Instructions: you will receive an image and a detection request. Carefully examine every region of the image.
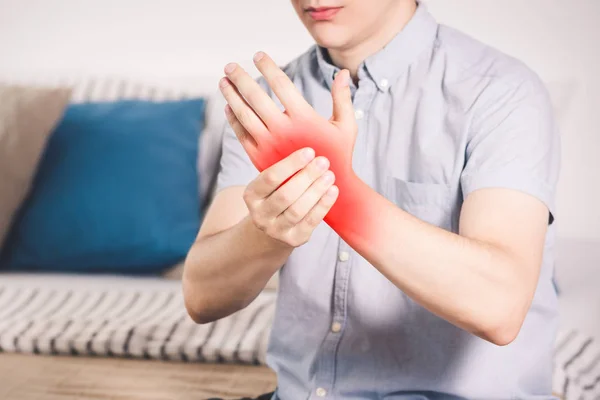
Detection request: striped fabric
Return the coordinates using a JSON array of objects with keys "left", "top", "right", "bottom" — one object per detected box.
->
[
  {"left": 0, "top": 75, "right": 218, "bottom": 102},
  {"left": 0, "top": 274, "right": 598, "bottom": 399},
  {"left": 0, "top": 274, "right": 274, "bottom": 365},
  {"left": 554, "top": 329, "right": 600, "bottom": 399}
]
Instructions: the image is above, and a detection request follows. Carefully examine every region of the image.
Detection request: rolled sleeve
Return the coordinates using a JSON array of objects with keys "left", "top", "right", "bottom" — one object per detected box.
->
[{"left": 460, "top": 72, "right": 561, "bottom": 222}]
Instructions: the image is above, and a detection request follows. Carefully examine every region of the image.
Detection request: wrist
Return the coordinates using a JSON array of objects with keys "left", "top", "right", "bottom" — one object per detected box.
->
[
  {"left": 325, "top": 171, "right": 384, "bottom": 254},
  {"left": 239, "top": 215, "right": 295, "bottom": 255}
]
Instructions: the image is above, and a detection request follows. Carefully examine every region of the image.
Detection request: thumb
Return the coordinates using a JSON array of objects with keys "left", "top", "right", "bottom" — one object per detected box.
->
[{"left": 331, "top": 69, "right": 355, "bottom": 130}]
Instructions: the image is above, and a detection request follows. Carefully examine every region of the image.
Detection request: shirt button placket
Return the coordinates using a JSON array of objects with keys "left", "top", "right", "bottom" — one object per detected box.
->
[
  {"left": 331, "top": 321, "right": 342, "bottom": 333},
  {"left": 338, "top": 251, "right": 349, "bottom": 262},
  {"left": 313, "top": 79, "right": 371, "bottom": 399}
]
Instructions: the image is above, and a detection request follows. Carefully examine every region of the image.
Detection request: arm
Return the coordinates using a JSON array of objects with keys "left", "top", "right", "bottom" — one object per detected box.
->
[
  {"left": 336, "top": 181, "right": 548, "bottom": 345},
  {"left": 184, "top": 138, "right": 338, "bottom": 324},
  {"left": 336, "top": 75, "right": 557, "bottom": 345},
  {"left": 183, "top": 187, "right": 292, "bottom": 324},
  {"left": 221, "top": 52, "right": 557, "bottom": 344}
]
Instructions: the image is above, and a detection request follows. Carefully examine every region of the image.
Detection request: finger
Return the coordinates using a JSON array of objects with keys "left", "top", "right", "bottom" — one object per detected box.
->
[
  {"left": 263, "top": 156, "right": 331, "bottom": 217},
  {"left": 294, "top": 185, "right": 339, "bottom": 234},
  {"left": 277, "top": 169, "right": 335, "bottom": 229},
  {"left": 224, "top": 104, "right": 261, "bottom": 163},
  {"left": 247, "top": 147, "right": 316, "bottom": 199},
  {"left": 253, "top": 51, "right": 313, "bottom": 116},
  {"left": 224, "top": 63, "right": 287, "bottom": 129},
  {"left": 219, "top": 77, "right": 269, "bottom": 141},
  {"left": 331, "top": 69, "right": 356, "bottom": 132}
]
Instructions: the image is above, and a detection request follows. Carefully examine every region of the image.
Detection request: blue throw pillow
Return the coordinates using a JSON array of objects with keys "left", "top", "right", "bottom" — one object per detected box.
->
[{"left": 2, "top": 98, "right": 205, "bottom": 274}]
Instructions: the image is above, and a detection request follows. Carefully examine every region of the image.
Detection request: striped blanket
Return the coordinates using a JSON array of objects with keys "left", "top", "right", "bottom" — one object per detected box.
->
[
  {"left": 0, "top": 273, "right": 597, "bottom": 399},
  {"left": 0, "top": 274, "right": 274, "bottom": 365}
]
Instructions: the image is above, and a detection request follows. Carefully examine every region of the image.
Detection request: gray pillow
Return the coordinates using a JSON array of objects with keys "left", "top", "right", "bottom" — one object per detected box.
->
[{"left": 0, "top": 84, "right": 72, "bottom": 249}]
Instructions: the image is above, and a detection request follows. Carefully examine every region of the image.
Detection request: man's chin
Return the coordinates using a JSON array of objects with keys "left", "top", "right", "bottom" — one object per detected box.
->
[{"left": 308, "top": 26, "right": 350, "bottom": 51}]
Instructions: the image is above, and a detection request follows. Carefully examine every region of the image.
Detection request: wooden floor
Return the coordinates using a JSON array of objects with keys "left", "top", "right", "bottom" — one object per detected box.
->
[{"left": 0, "top": 353, "right": 276, "bottom": 400}]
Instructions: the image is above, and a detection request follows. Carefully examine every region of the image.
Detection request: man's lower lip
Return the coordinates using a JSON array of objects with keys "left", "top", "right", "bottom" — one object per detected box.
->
[{"left": 307, "top": 8, "right": 341, "bottom": 21}]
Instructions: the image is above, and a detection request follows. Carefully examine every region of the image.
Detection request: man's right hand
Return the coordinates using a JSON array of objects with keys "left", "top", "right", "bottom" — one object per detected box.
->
[{"left": 241, "top": 147, "right": 339, "bottom": 248}]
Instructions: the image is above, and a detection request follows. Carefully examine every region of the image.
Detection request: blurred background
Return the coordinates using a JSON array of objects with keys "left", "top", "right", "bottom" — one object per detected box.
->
[
  {"left": 1, "top": 0, "right": 599, "bottom": 238},
  {"left": 0, "top": 0, "right": 598, "bottom": 399}
]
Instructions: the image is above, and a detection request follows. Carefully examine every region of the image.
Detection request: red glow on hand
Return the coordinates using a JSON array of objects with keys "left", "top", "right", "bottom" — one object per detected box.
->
[
  {"left": 246, "top": 116, "right": 380, "bottom": 250},
  {"left": 220, "top": 57, "right": 385, "bottom": 253}
]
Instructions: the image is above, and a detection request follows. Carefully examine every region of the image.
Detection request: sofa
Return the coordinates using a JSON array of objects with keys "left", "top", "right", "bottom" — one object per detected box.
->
[{"left": 0, "top": 76, "right": 597, "bottom": 400}]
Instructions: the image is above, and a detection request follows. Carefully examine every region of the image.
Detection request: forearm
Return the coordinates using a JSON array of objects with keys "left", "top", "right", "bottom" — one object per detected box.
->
[
  {"left": 329, "top": 176, "right": 533, "bottom": 344},
  {"left": 183, "top": 216, "right": 292, "bottom": 323}
]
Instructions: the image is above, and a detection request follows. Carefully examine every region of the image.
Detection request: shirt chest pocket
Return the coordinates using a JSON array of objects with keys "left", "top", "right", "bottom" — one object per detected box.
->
[{"left": 385, "top": 177, "right": 455, "bottom": 231}]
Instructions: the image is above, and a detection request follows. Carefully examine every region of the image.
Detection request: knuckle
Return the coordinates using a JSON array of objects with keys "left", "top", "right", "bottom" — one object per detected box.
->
[
  {"left": 242, "top": 188, "right": 255, "bottom": 204},
  {"left": 253, "top": 218, "right": 268, "bottom": 232},
  {"left": 261, "top": 171, "right": 278, "bottom": 186},
  {"left": 237, "top": 109, "right": 253, "bottom": 127},
  {"left": 320, "top": 180, "right": 335, "bottom": 193},
  {"left": 274, "top": 190, "right": 292, "bottom": 205},
  {"left": 285, "top": 206, "right": 303, "bottom": 223},
  {"left": 310, "top": 167, "right": 328, "bottom": 182},
  {"left": 304, "top": 205, "right": 323, "bottom": 227},
  {"left": 304, "top": 214, "right": 321, "bottom": 228}
]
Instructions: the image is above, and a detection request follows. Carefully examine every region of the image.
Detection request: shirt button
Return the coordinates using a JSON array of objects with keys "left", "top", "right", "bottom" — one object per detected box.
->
[
  {"left": 338, "top": 251, "right": 349, "bottom": 262},
  {"left": 354, "top": 109, "right": 364, "bottom": 120},
  {"left": 331, "top": 321, "right": 342, "bottom": 333},
  {"left": 380, "top": 78, "right": 389, "bottom": 88},
  {"left": 316, "top": 387, "right": 327, "bottom": 397}
]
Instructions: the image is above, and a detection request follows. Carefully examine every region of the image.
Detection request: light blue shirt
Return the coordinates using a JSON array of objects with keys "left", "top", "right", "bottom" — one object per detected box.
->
[{"left": 217, "top": 2, "right": 560, "bottom": 399}]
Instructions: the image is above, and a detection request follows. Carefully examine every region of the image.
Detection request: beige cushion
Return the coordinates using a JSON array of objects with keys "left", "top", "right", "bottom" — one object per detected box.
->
[{"left": 0, "top": 84, "right": 72, "bottom": 248}]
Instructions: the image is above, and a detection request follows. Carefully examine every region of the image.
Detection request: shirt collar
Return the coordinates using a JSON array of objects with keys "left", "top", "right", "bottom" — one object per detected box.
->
[{"left": 316, "top": 1, "right": 438, "bottom": 92}]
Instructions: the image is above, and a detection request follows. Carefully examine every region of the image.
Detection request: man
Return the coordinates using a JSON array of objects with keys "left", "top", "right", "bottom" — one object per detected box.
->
[{"left": 183, "top": 0, "right": 560, "bottom": 399}]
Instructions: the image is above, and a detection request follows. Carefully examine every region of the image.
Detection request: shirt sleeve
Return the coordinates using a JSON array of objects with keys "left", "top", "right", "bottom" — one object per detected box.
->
[
  {"left": 215, "top": 120, "right": 259, "bottom": 192},
  {"left": 460, "top": 71, "right": 561, "bottom": 223}
]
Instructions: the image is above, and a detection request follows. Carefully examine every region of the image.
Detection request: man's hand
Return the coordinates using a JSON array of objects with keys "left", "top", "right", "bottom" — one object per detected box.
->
[
  {"left": 240, "top": 147, "right": 339, "bottom": 248},
  {"left": 219, "top": 51, "right": 357, "bottom": 183},
  {"left": 219, "top": 51, "right": 381, "bottom": 245}
]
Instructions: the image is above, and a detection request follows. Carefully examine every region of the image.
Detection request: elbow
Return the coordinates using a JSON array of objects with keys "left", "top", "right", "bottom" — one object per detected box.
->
[
  {"left": 184, "top": 295, "right": 247, "bottom": 325},
  {"left": 184, "top": 300, "right": 219, "bottom": 325},
  {"left": 474, "top": 291, "right": 530, "bottom": 346},
  {"left": 476, "top": 259, "right": 537, "bottom": 346},
  {"left": 480, "top": 318, "right": 522, "bottom": 346},
  {"left": 182, "top": 269, "right": 221, "bottom": 325},
  {"left": 182, "top": 268, "right": 246, "bottom": 325},
  {"left": 183, "top": 285, "right": 216, "bottom": 324}
]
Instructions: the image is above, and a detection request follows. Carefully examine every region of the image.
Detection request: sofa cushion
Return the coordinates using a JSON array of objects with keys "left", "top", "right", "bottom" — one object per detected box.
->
[
  {"left": 2, "top": 98, "right": 205, "bottom": 274},
  {"left": 0, "top": 84, "right": 71, "bottom": 250}
]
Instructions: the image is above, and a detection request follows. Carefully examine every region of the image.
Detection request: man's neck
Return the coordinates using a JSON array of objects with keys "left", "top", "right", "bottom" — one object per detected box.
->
[{"left": 328, "top": 0, "right": 418, "bottom": 81}]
